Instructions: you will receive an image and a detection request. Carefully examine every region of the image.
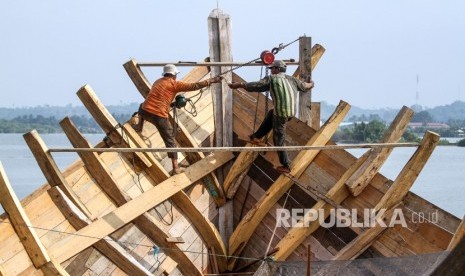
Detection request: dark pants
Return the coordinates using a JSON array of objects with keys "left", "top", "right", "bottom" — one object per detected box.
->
[
  {"left": 252, "top": 109, "right": 291, "bottom": 168},
  {"left": 138, "top": 107, "right": 177, "bottom": 159}
]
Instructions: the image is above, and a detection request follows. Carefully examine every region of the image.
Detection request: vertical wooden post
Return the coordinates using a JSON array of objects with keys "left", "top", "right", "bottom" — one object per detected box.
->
[
  {"left": 310, "top": 102, "right": 320, "bottom": 130},
  {"left": 208, "top": 8, "right": 234, "bottom": 246},
  {"left": 299, "top": 36, "right": 312, "bottom": 125},
  {"left": 208, "top": 9, "right": 233, "bottom": 149},
  {"left": 306, "top": 244, "right": 311, "bottom": 276}
]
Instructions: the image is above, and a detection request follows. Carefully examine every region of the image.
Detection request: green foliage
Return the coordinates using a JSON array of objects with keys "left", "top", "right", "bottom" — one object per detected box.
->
[
  {"left": 458, "top": 139, "right": 465, "bottom": 147},
  {"left": 412, "top": 111, "right": 434, "bottom": 123},
  {"left": 0, "top": 114, "right": 125, "bottom": 133}
]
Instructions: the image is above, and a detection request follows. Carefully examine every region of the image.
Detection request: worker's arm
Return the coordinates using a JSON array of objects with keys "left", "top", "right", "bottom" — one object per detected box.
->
[
  {"left": 176, "top": 76, "right": 223, "bottom": 92},
  {"left": 228, "top": 77, "right": 269, "bottom": 92},
  {"left": 289, "top": 75, "right": 314, "bottom": 92}
]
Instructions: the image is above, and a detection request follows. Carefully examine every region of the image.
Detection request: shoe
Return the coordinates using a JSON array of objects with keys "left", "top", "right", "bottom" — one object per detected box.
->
[
  {"left": 276, "top": 166, "right": 291, "bottom": 174},
  {"left": 170, "top": 167, "right": 185, "bottom": 176}
]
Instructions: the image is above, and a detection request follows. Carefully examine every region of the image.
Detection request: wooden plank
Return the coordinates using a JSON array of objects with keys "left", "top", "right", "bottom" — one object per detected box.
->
[
  {"left": 310, "top": 102, "right": 321, "bottom": 130},
  {"left": 298, "top": 36, "right": 312, "bottom": 125},
  {"left": 124, "top": 59, "right": 226, "bottom": 206},
  {"left": 48, "top": 151, "right": 232, "bottom": 267},
  {"left": 208, "top": 9, "right": 234, "bottom": 248},
  {"left": 208, "top": 8, "right": 233, "bottom": 148},
  {"left": 23, "top": 130, "right": 94, "bottom": 220},
  {"left": 228, "top": 101, "right": 350, "bottom": 270},
  {"left": 75, "top": 87, "right": 228, "bottom": 271},
  {"left": 224, "top": 45, "right": 326, "bottom": 199},
  {"left": 272, "top": 150, "right": 371, "bottom": 262},
  {"left": 448, "top": 215, "right": 465, "bottom": 250},
  {"left": 374, "top": 131, "right": 440, "bottom": 212},
  {"left": 331, "top": 206, "right": 397, "bottom": 261},
  {"left": 346, "top": 106, "right": 414, "bottom": 196},
  {"left": 123, "top": 59, "right": 152, "bottom": 97},
  {"left": 56, "top": 226, "right": 153, "bottom": 276},
  {"left": 0, "top": 162, "right": 69, "bottom": 275},
  {"left": 59, "top": 118, "right": 199, "bottom": 275}
]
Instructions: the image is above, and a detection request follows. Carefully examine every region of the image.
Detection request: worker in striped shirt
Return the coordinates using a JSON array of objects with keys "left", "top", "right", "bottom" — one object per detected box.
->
[{"left": 228, "top": 60, "right": 314, "bottom": 174}]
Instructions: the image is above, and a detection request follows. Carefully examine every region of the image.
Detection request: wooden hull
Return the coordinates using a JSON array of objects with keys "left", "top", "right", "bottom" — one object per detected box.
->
[{"left": 0, "top": 65, "right": 462, "bottom": 275}]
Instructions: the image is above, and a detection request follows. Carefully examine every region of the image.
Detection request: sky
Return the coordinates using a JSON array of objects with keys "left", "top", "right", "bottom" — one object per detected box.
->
[{"left": 1, "top": 0, "right": 464, "bottom": 109}]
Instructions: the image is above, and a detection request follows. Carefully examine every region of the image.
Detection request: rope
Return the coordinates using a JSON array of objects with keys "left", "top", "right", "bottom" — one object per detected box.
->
[
  {"left": 0, "top": 219, "right": 265, "bottom": 263},
  {"left": 215, "top": 37, "right": 300, "bottom": 77},
  {"left": 48, "top": 142, "right": 421, "bottom": 153},
  {"left": 265, "top": 188, "right": 292, "bottom": 257}
]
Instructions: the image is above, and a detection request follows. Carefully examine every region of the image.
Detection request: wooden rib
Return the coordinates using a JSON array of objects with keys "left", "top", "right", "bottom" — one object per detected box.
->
[
  {"left": 228, "top": 100, "right": 350, "bottom": 270},
  {"left": 273, "top": 149, "right": 371, "bottom": 261},
  {"left": 448, "top": 215, "right": 465, "bottom": 250},
  {"left": 332, "top": 206, "right": 398, "bottom": 261},
  {"left": 123, "top": 59, "right": 226, "bottom": 206},
  {"left": 47, "top": 186, "right": 153, "bottom": 276},
  {"left": 123, "top": 59, "right": 152, "bottom": 97},
  {"left": 374, "top": 131, "right": 440, "bottom": 212},
  {"left": 48, "top": 151, "right": 232, "bottom": 265},
  {"left": 272, "top": 109, "right": 419, "bottom": 261},
  {"left": 224, "top": 45, "right": 326, "bottom": 199},
  {"left": 59, "top": 117, "right": 198, "bottom": 275},
  {"left": 292, "top": 44, "right": 326, "bottom": 78},
  {"left": 0, "top": 161, "right": 69, "bottom": 275},
  {"left": 76, "top": 86, "right": 228, "bottom": 271},
  {"left": 298, "top": 36, "right": 312, "bottom": 125},
  {"left": 346, "top": 106, "right": 414, "bottom": 196},
  {"left": 23, "top": 130, "right": 94, "bottom": 220}
]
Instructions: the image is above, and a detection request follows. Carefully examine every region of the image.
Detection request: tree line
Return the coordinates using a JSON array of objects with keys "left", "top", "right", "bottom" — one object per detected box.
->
[{"left": 0, "top": 114, "right": 131, "bottom": 134}]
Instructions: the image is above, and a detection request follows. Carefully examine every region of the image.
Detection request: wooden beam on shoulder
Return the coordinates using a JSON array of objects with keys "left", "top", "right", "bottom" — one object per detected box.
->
[
  {"left": 23, "top": 130, "right": 94, "bottom": 219},
  {"left": 346, "top": 106, "right": 414, "bottom": 196},
  {"left": 228, "top": 101, "right": 350, "bottom": 269},
  {"left": 76, "top": 87, "right": 228, "bottom": 271},
  {"left": 374, "top": 131, "right": 440, "bottom": 212},
  {"left": 48, "top": 151, "right": 232, "bottom": 265},
  {"left": 448, "top": 215, "right": 465, "bottom": 250},
  {"left": 0, "top": 162, "right": 69, "bottom": 275},
  {"left": 47, "top": 186, "right": 153, "bottom": 276}
]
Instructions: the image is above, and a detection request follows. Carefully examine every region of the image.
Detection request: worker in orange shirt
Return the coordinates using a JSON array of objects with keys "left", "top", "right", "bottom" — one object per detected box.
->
[{"left": 134, "top": 64, "right": 222, "bottom": 175}]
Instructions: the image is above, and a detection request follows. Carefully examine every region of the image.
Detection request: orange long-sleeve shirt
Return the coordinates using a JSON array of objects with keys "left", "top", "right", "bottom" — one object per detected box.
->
[{"left": 142, "top": 77, "right": 208, "bottom": 118}]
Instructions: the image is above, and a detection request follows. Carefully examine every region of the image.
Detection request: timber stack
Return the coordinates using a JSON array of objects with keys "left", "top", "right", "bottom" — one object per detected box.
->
[{"left": 0, "top": 9, "right": 464, "bottom": 276}]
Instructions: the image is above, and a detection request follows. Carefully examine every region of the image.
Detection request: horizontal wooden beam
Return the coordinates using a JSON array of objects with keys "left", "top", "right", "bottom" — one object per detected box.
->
[
  {"left": 59, "top": 117, "right": 200, "bottom": 275},
  {"left": 48, "top": 187, "right": 153, "bottom": 276},
  {"left": 48, "top": 151, "right": 233, "bottom": 265},
  {"left": 49, "top": 142, "right": 420, "bottom": 153}
]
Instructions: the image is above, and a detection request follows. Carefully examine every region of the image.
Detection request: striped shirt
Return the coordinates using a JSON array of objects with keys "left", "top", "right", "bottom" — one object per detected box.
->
[
  {"left": 142, "top": 77, "right": 208, "bottom": 118},
  {"left": 244, "top": 73, "right": 311, "bottom": 118}
]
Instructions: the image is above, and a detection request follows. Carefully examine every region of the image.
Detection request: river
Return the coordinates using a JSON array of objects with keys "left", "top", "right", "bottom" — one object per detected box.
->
[{"left": 0, "top": 133, "right": 463, "bottom": 218}]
